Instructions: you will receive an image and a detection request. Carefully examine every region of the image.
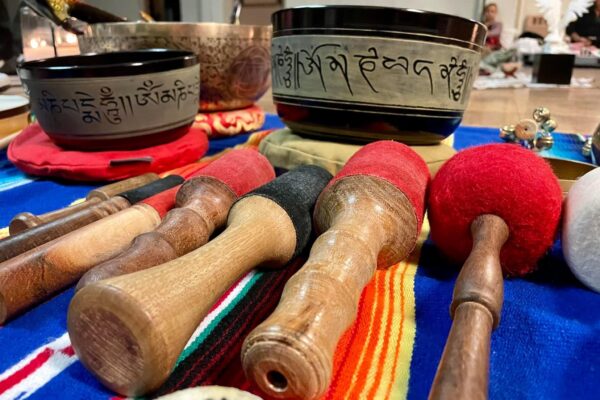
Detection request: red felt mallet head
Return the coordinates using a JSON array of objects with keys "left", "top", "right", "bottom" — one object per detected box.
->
[
  {"left": 191, "top": 148, "right": 275, "bottom": 197},
  {"left": 428, "top": 143, "right": 563, "bottom": 276},
  {"left": 324, "top": 140, "right": 430, "bottom": 235}
]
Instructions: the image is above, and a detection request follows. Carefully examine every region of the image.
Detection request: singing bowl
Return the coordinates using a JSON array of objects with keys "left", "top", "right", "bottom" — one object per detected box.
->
[
  {"left": 78, "top": 22, "right": 272, "bottom": 111},
  {"left": 18, "top": 49, "right": 199, "bottom": 150},
  {"left": 272, "top": 6, "right": 487, "bottom": 144}
]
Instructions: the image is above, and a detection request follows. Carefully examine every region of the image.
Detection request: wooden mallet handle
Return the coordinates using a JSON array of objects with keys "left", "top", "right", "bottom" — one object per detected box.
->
[
  {"left": 69, "top": 196, "right": 297, "bottom": 396},
  {"left": 428, "top": 214, "right": 508, "bottom": 400},
  {"left": 0, "top": 197, "right": 130, "bottom": 263},
  {"left": 76, "top": 177, "right": 237, "bottom": 290},
  {"left": 242, "top": 176, "right": 419, "bottom": 399},
  {"left": 0, "top": 203, "right": 162, "bottom": 323},
  {"left": 8, "top": 173, "right": 159, "bottom": 234},
  {"left": 0, "top": 176, "right": 181, "bottom": 263}
]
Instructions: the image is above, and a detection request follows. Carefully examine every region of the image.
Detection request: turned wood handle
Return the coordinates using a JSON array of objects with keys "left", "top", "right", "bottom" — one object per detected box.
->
[
  {"left": 0, "top": 175, "right": 180, "bottom": 263},
  {"left": 428, "top": 214, "right": 508, "bottom": 400},
  {"left": 68, "top": 196, "right": 297, "bottom": 396},
  {"left": 86, "top": 173, "right": 159, "bottom": 201},
  {"left": 76, "top": 177, "right": 237, "bottom": 290},
  {"left": 8, "top": 173, "right": 159, "bottom": 234},
  {"left": 9, "top": 199, "right": 102, "bottom": 234},
  {"left": 0, "top": 197, "right": 130, "bottom": 263},
  {"left": 0, "top": 204, "right": 162, "bottom": 323},
  {"left": 242, "top": 177, "right": 419, "bottom": 400}
]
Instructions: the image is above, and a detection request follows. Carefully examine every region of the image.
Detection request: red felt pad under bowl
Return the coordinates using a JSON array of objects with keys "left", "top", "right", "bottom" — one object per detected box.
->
[
  {"left": 193, "top": 105, "right": 265, "bottom": 138},
  {"left": 428, "top": 144, "right": 563, "bottom": 276},
  {"left": 8, "top": 122, "right": 208, "bottom": 181}
]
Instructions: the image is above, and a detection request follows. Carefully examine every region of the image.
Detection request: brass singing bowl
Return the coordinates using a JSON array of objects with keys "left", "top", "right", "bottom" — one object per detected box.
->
[{"left": 78, "top": 22, "right": 272, "bottom": 111}]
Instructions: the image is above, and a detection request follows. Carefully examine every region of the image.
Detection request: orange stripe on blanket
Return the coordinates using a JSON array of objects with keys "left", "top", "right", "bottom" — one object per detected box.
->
[
  {"left": 316, "top": 219, "right": 427, "bottom": 399},
  {"left": 344, "top": 274, "right": 385, "bottom": 397},
  {"left": 322, "top": 273, "right": 380, "bottom": 399},
  {"left": 364, "top": 262, "right": 403, "bottom": 398}
]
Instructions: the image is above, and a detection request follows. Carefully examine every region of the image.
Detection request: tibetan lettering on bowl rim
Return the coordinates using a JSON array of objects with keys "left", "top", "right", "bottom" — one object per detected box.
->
[
  {"left": 18, "top": 49, "right": 200, "bottom": 150},
  {"left": 271, "top": 6, "right": 487, "bottom": 145}
]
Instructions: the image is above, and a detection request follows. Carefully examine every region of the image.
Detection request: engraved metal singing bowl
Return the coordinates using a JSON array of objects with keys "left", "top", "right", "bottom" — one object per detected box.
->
[
  {"left": 271, "top": 6, "right": 487, "bottom": 144},
  {"left": 78, "top": 22, "right": 272, "bottom": 111},
  {"left": 18, "top": 50, "right": 199, "bottom": 150}
]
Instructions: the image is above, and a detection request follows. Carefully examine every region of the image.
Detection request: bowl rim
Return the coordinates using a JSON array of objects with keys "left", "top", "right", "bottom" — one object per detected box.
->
[
  {"left": 272, "top": 5, "right": 487, "bottom": 46},
  {"left": 18, "top": 49, "right": 198, "bottom": 80},
  {"left": 84, "top": 21, "right": 273, "bottom": 33}
]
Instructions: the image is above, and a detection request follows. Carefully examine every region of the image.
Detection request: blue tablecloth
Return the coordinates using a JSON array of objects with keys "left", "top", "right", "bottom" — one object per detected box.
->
[{"left": 0, "top": 120, "right": 598, "bottom": 400}]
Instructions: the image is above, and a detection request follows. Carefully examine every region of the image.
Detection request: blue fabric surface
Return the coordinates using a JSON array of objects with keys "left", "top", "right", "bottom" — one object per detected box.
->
[
  {"left": 408, "top": 127, "right": 600, "bottom": 400},
  {"left": 0, "top": 119, "right": 599, "bottom": 400}
]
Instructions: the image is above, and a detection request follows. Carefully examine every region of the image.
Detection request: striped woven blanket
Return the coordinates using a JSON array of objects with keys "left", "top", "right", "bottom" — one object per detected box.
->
[{"left": 0, "top": 119, "right": 598, "bottom": 400}]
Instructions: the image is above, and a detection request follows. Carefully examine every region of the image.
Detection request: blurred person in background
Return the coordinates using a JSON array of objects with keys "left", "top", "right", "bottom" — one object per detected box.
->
[
  {"left": 482, "top": 2, "right": 503, "bottom": 51},
  {"left": 567, "top": 0, "right": 600, "bottom": 47}
]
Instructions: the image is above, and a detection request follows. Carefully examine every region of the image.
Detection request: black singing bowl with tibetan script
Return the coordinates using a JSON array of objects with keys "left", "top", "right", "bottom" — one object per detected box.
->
[
  {"left": 271, "top": 6, "right": 487, "bottom": 144},
  {"left": 18, "top": 49, "right": 199, "bottom": 150}
]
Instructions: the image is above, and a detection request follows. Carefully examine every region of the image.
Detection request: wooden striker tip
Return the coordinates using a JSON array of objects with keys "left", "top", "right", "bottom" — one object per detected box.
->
[
  {"left": 8, "top": 212, "right": 41, "bottom": 234},
  {"left": 68, "top": 282, "right": 170, "bottom": 396}
]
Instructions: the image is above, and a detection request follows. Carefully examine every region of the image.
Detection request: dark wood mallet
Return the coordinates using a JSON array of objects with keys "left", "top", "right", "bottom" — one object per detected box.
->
[
  {"left": 8, "top": 172, "right": 159, "bottom": 234},
  {"left": 0, "top": 174, "right": 188, "bottom": 263},
  {"left": 426, "top": 144, "right": 562, "bottom": 400},
  {"left": 0, "top": 175, "right": 191, "bottom": 323},
  {"left": 76, "top": 149, "right": 275, "bottom": 290},
  {"left": 242, "top": 141, "right": 430, "bottom": 399},
  {"left": 67, "top": 165, "right": 333, "bottom": 397}
]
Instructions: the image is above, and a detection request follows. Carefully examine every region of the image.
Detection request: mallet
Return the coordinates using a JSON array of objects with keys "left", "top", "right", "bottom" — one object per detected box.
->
[
  {"left": 0, "top": 175, "right": 184, "bottom": 263},
  {"left": 242, "top": 141, "right": 430, "bottom": 400},
  {"left": 426, "top": 144, "right": 562, "bottom": 399},
  {"left": 76, "top": 149, "right": 275, "bottom": 289},
  {"left": 8, "top": 172, "right": 159, "bottom": 234},
  {"left": 67, "top": 165, "right": 332, "bottom": 396},
  {"left": 0, "top": 179, "right": 183, "bottom": 323},
  {"left": 0, "top": 151, "right": 273, "bottom": 322},
  {"left": 563, "top": 167, "right": 600, "bottom": 293}
]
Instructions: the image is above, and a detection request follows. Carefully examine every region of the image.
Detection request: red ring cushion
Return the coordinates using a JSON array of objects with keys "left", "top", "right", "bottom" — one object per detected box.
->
[
  {"left": 8, "top": 122, "right": 208, "bottom": 181},
  {"left": 193, "top": 105, "right": 265, "bottom": 138}
]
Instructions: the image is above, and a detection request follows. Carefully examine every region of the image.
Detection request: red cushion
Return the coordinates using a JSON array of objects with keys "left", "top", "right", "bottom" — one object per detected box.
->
[
  {"left": 8, "top": 122, "right": 208, "bottom": 181},
  {"left": 193, "top": 105, "right": 265, "bottom": 138}
]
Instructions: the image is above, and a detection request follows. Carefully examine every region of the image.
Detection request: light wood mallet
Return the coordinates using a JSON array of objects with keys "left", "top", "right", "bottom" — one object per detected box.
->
[
  {"left": 8, "top": 172, "right": 159, "bottom": 234},
  {"left": 426, "top": 144, "right": 562, "bottom": 400},
  {"left": 242, "top": 141, "right": 430, "bottom": 400},
  {"left": 76, "top": 149, "right": 275, "bottom": 289},
  {"left": 0, "top": 174, "right": 188, "bottom": 263},
  {"left": 67, "top": 165, "right": 333, "bottom": 397}
]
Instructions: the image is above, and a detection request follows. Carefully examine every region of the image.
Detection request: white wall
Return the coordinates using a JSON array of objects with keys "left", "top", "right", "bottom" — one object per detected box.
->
[
  {"left": 180, "top": 0, "right": 232, "bottom": 23},
  {"left": 284, "top": 0, "right": 483, "bottom": 20}
]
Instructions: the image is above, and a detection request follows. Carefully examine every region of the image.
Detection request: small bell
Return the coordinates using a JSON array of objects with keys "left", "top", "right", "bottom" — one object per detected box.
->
[
  {"left": 533, "top": 107, "right": 551, "bottom": 123},
  {"left": 535, "top": 134, "right": 554, "bottom": 150},
  {"left": 542, "top": 119, "right": 558, "bottom": 133},
  {"left": 582, "top": 137, "right": 592, "bottom": 158},
  {"left": 515, "top": 119, "right": 538, "bottom": 141},
  {"left": 500, "top": 125, "right": 517, "bottom": 142}
]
